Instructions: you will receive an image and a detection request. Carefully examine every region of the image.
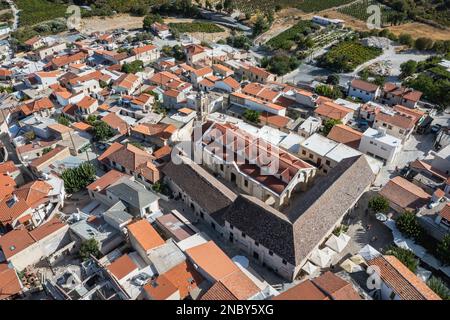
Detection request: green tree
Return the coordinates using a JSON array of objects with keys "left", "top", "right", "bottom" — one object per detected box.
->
[
  {"left": 79, "top": 239, "right": 100, "bottom": 261},
  {"left": 61, "top": 162, "right": 96, "bottom": 193},
  {"left": 322, "top": 119, "right": 342, "bottom": 136},
  {"left": 368, "top": 195, "right": 390, "bottom": 213},
  {"left": 315, "top": 84, "right": 342, "bottom": 99},
  {"left": 243, "top": 109, "right": 260, "bottom": 123},
  {"left": 427, "top": 276, "right": 450, "bottom": 300},
  {"left": 253, "top": 14, "right": 268, "bottom": 37},
  {"left": 215, "top": 2, "right": 223, "bottom": 12},
  {"left": 42, "top": 147, "right": 53, "bottom": 155},
  {"left": 400, "top": 60, "right": 417, "bottom": 78},
  {"left": 437, "top": 234, "right": 450, "bottom": 265},
  {"left": 86, "top": 114, "right": 97, "bottom": 126},
  {"left": 396, "top": 211, "right": 423, "bottom": 240},
  {"left": 121, "top": 60, "right": 144, "bottom": 74},
  {"left": 415, "top": 37, "right": 434, "bottom": 51},
  {"left": 57, "top": 115, "right": 71, "bottom": 126},
  {"left": 93, "top": 121, "right": 115, "bottom": 141},
  {"left": 385, "top": 246, "right": 419, "bottom": 273},
  {"left": 326, "top": 74, "right": 340, "bottom": 85},
  {"left": 143, "top": 13, "right": 163, "bottom": 30}
]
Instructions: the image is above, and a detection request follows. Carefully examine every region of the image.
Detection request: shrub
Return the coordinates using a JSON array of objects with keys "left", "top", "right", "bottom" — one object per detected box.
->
[
  {"left": 368, "top": 195, "right": 390, "bottom": 213},
  {"left": 427, "top": 276, "right": 450, "bottom": 300},
  {"left": 314, "top": 84, "right": 342, "bottom": 99},
  {"left": 437, "top": 234, "right": 450, "bottom": 265},
  {"left": 243, "top": 109, "right": 260, "bottom": 123},
  {"left": 168, "top": 22, "right": 224, "bottom": 33},
  {"left": 79, "top": 239, "right": 100, "bottom": 261},
  {"left": 93, "top": 120, "right": 115, "bottom": 142},
  {"left": 385, "top": 246, "right": 419, "bottom": 273},
  {"left": 322, "top": 119, "right": 342, "bottom": 136},
  {"left": 121, "top": 60, "right": 144, "bottom": 74},
  {"left": 396, "top": 211, "right": 423, "bottom": 240}
]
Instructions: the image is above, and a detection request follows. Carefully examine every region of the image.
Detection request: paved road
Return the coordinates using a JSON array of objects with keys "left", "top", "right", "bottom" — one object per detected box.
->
[{"left": 198, "top": 8, "right": 251, "bottom": 34}]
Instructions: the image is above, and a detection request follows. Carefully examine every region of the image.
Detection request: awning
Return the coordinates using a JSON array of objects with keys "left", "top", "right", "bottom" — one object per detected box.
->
[
  {"left": 325, "top": 234, "right": 349, "bottom": 253},
  {"left": 359, "top": 244, "right": 381, "bottom": 261},
  {"left": 301, "top": 261, "right": 319, "bottom": 275},
  {"left": 309, "top": 248, "right": 332, "bottom": 268},
  {"left": 340, "top": 259, "right": 363, "bottom": 273}
]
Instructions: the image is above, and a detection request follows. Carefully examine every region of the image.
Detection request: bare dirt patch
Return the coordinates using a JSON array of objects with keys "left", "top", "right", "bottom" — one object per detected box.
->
[
  {"left": 323, "top": 10, "right": 450, "bottom": 41},
  {"left": 387, "top": 22, "right": 450, "bottom": 41},
  {"left": 80, "top": 14, "right": 144, "bottom": 34}
]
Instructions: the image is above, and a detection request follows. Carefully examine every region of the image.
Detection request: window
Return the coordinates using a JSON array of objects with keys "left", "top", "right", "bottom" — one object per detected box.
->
[
  {"left": 370, "top": 141, "right": 374, "bottom": 144},
  {"left": 220, "top": 164, "right": 224, "bottom": 171},
  {"left": 244, "top": 179, "right": 248, "bottom": 187},
  {"left": 241, "top": 232, "right": 246, "bottom": 238},
  {"left": 302, "top": 150, "right": 306, "bottom": 155},
  {"left": 309, "top": 153, "right": 313, "bottom": 159},
  {"left": 388, "top": 125, "right": 392, "bottom": 130},
  {"left": 399, "top": 129, "right": 404, "bottom": 134},
  {"left": 325, "top": 160, "right": 330, "bottom": 166},
  {"left": 382, "top": 123, "right": 387, "bottom": 127},
  {"left": 229, "top": 224, "right": 234, "bottom": 230},
  {"left": 255, "top": 241, "right": 259, "bottom": 247},
  {"left": 323, "top": 169, "right": 328, "bottom": 174},
  {"left": 389, "top": 291, "right": 396, "bottom": 300},
  {"left": 282, "top": 259, "right": 287, "bottom": 265},
  {"left": 268, "top": 250, "right": 273, "bottom": 256}
]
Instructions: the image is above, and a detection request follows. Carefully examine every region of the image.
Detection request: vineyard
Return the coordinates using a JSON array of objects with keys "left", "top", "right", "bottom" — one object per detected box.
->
[
  {"left": 317, "top": 41, "right": 382, "bottom": 72},
  {"left": 168, "top": 22, "right": 224, "bottom": 33},
  {"left": 16, "top": 0, "right": 68, "bottom": 27},
  {"left": 233, "top": 0, "right": 355, "bottom": 13},
  {"left": 266, "top": 20, "right": 315, "bottom": 50},
  {"left": 338, "top": 0, "right": 404, "bottom": 25}
]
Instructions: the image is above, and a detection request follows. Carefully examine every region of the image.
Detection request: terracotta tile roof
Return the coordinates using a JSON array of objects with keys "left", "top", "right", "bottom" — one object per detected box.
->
[
  {"left": 200, "top": 281, "right": 238, "bottom": 300},
  {"left": 0, "top": 68, "right": 12, "bottom": 77},
  {"left": 315, "top": 101, "right": 352, "bottom": 121},
  {"left": 0, "top": 174, "right": 16, "bottom": 201},
  {"left": 273, "top": 278, "right": 329, "bottom": 300},
  {"left": 114, "top": 73, "right": 139, "bottom": 90},
  {"left": 29, "top": 217, "right": 66, "bottom": 241},
  {"left": 30, "top": 145, "right": 68, "bottom": 168},
  {"left": 379, "top": 176, "right": 430, "bottom": 211},
  {"left": 351, "top": 79, "right": 379, "bottom": 92},
  {"left": 439, "top": 203, "right": 450, "bottom": 221},
  {"left": 16, "top": 140, "right": 57, "bottom": 155},
  {"left": 51, "top": 52, "right": 87, "bottom": 68},
  {"left": 163, "top": 89, "right": 182, "bottom": 98},
  {"left": 219, "top": 269, "right": 260, "bottom": 300},
  {"left": 162, "top": 261, "right": 204, "bottom": 299},
  {"left": 132, "top": 123, "right": 176, "bottom": 140},
  {"left": 199, "top": 78, "right": 215, "bottom": 88},
  {"left": 393, "top": 105, "right": 425, "bottom": 123},
  {"left": 19, "top": 97, "right": 54, "bottom": 116},
  {"left": 258, "top": 112, "right": 291, "bottom": 129},
  {"left": 312, "top": 271, "right": 361, "bottom": 300},
  {"left": 107, "top": 254, "right": 138, "bottom": 281},
  {"left": 383, "top": 83, "right": 422, "bottom": 102},
  {"left": 410, "top": 160, "right": 449, "bottom": 180},
  {"left": 71, "top": 122, "right": 92, "bottom": 131},
  {"left": 62, "top": 104, "right": 77, "bottom": 116},
  {"left": 247, "top": 65, "right": 272, "bottom": 79},
  {"left": 213, "top": 64, "right": 233, "bottom": 74},
  {"left": 77, "top": 96, "right": 97, "bottom": 109},
  {"left": 24, "top": 36, "right": 41, "bottom": 46},
  {"left": 87, "top": 170, "right": 129, "bottom": 192},
  {"left": 327, "top": 124, "right": 363, "bottom": 149},
  {"left": 221, "top": 76, "right": 240, "bottom": 90},
  {"left": 185, "top": 44, "right": 206, "bottom": 55},
  {"left": 132, "top": 44, "right": 157, "bottom": 55},
  {"left": 375, "top": 112, "right": 416, "bottom": 130},
  {"left": 369, "top": 255, "right": 441, "bottom": 300},
  {"left": 0, "top": 161, "right": 19, "bottom": 175},
  {"left": 48, "top": 123, "right": 72, "bottom": 134},
  {"left": 193, "top": 66, "right": 213, "bottom": 77},
  {"left": 186, "top": 241, "right": 239, "bottom": 281},
  {"left": 0, "top": 264, "right": 22, "bottom": 300},
  {"left": 0, "top": 217, "right": 66, "bottom": 259},
  {"left": 143, "top": 275, "right": 178, "bottom": 300},
  {"left": 98, "top": 142, "right": 154, "bottom": 172},
  {"left": 102, "top": 113, "right": 128, "bottom": 135},
  {"left": 231, "top": 92, "right": 285, "bottom": 111},
  {"left": 149, "top": 71, "right": 180, "bottom": 86},
  {"left": 153, "top": 145, "right": 172, "bottom": 159},
  {"left": 127, "top": 219, "right": 165, "bottom": 252}
]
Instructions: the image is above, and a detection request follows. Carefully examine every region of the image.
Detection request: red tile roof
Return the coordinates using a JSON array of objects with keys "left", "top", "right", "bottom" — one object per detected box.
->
[
  {"left": 127, "top": 219, "right": 165, "bottom": 252},
  {"left": 107, "top": 254, "right": 138, "bottom": 281},
  {"left": 327, "top": 124, "right": 363, "bottom": 149},
  {"left": 0, "top": 264, "right": 22, "bottom": 300},
  {"left": 440, "top": 203, "right": 450, "bottom": 222},
  {"left": 368, "top": 255, "right": 441, "bottom": 300},
  {"left": 87, "top": 170, "right": 129, "bottom": 192},
  {"left": 351, "top": 79, "right": 379, "bottom": 92}
]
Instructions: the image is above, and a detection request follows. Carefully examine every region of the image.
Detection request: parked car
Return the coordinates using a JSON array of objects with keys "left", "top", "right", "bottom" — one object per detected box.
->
[{"left": 431, "top": 124, "right": 442, "bottom": 134}]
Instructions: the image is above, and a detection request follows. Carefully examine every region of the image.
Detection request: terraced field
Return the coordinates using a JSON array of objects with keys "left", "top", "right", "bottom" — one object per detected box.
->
[
  {"left": 16, "top": 0, "right": 67, "bottom": 27},
  {"left": 234, "top": 0, "right": 356, "bottom": 13}
]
